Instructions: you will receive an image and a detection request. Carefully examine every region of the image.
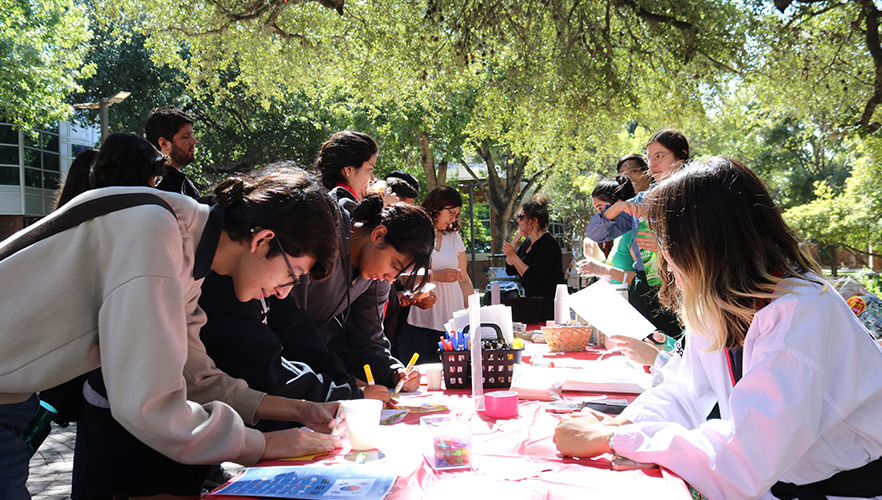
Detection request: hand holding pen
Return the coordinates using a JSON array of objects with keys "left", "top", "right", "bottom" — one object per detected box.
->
[
  {"left": 393, "top": 353, "right": 419, "bottom": 395},
  {"left": 361, "top": 364, "right": 396, "bottom": 406}
]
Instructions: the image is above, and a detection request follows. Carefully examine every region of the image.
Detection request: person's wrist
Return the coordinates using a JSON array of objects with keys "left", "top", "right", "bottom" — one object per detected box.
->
[
  {"left": 607, "top": 431, "right": 616, "bottom": 455},
  {"left": 288, "top": 398, "right": 308, "bottom": 419}
]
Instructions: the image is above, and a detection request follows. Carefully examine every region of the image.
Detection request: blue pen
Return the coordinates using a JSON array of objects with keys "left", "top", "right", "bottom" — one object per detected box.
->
[{"left": 438, "top": 340, "right": 445, "bottom": 351}]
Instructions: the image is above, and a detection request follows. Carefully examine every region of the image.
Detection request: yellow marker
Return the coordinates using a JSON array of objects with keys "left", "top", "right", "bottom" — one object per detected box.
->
[
  {"left": 330, "top": 406, "right": 344, "bottom": 436},
  {"left": 393, "top": 353, "right": 420, "bottom": 395},
  {"left": 364, "top": 364, "right": 375, "bottom": 385}
]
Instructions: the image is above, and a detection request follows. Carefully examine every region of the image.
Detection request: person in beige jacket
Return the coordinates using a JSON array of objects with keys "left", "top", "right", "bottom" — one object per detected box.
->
[{"left": 0, "top": 166, "right": 341, "bottom": 499}]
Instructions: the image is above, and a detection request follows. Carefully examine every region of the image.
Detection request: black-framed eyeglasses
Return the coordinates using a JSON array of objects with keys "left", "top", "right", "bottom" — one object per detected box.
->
[
  {"left": 275, "top": 238, "right": 301, "bottom": 288},
  {"left": 516, "top": 214, "right": 525, "bottom": 221}
]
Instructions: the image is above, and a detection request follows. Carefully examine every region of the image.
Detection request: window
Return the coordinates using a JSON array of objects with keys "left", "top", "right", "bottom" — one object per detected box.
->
[
  {"left": 72, "top": 144, "right": 93, "bottom": 155},
  {"left": 0, "top": 166, "right": 19, "bottom": 185},
  {"left": 0, "top": 145, "right": 18, "bottom": 165},
  {"left": 0, "top": 124, "right": 17, "bottom": 145},
  {"left": 43, "top": 152, "right": 59, "bottom": 171},
  {"left": 22, "top": 131, "right": 41, "bottom": 149},
  {"left": 25, "top": 168, "right": 43, "bottom": 188},
  {"left": 44, "top": 171, "right": 60, "bottom": 190},
  {"left": 23, "top": 148, "right": 40, "bottom": 168},
  {"left": 43, "top": 133, "right": 59, "bottom": 153}
]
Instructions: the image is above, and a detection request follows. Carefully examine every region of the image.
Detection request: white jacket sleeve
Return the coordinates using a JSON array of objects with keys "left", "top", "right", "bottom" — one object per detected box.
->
[{"left": 620, "top": 332, "right": 716, "bottom": 429}]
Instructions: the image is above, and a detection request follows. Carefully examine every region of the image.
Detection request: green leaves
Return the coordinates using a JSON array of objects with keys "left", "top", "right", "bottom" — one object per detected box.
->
[{"left": 0, "top": 0, "right": 93, "bottom": 128}]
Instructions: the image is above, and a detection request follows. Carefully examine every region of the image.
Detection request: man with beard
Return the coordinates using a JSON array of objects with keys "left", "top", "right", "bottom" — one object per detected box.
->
[{"left": 145, "top": 107, "right": 200, "bottom": 199}]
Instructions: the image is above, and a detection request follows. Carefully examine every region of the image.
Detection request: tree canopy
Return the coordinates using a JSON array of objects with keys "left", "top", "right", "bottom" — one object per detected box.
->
[
  {"left": 4, "top": 0, "right": 879, "bottom": 269},
  {"left": 0, "top": 0, "right": 93, "bottom": 129}
]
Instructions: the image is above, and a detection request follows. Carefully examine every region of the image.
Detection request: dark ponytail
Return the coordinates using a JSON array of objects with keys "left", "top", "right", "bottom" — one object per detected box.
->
[
  {"left": 208, "top": 163, "right": 340, "bottom": 281},
  {"left": 213, "top": 177, "right": 248, "bottom": 210},
  {"left": 90, "top": 133, "right": 167, "bottom": 190},
  {"left": 352, "top": 194, "right": 434, "bottom": 293},
  {"left": 313, "top": 130, "right": 378, "bottom": 191},
  {"left": 592, "top": 177, "right": 635, "bottom": 204}
]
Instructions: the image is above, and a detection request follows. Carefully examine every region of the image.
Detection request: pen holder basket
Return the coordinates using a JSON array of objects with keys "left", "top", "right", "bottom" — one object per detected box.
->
[
  {"left": 440, "top": 349, "right": 523, "bottom": 389},
  {"left": 541, "top": 326, "right": 595, "bottom": 352}
]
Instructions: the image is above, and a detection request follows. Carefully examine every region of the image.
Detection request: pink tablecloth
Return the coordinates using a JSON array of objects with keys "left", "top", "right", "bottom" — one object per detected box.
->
[{"left": 206, "top": 389, "right": 691, "bottom": 500}]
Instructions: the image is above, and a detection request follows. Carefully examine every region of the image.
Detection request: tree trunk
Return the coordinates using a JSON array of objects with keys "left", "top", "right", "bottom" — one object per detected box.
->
[
  {"left": 419, "top": 130, "right": 438, "bottom": 191},
  {"left": 475, "top": 143, "right": 548, "bottom": 255},
  {"left": 830, "top": 244, "right": 839, "bottom": 277}
]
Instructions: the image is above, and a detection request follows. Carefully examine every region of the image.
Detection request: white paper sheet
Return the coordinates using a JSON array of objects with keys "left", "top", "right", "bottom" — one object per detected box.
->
[
  {"left": 567, "top": 279, "right": 656, "bottom": 340},
  {"left": 444, "top": 304, "right": 513, "bottom": 344}
]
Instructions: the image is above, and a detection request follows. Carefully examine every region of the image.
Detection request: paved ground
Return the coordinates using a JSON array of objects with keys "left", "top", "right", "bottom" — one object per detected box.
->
[
  {"left": 28, "top": 422, "right": 77, "bottom": 500},
  {"left": 27, "top": 423, "right": 246, "bottom": 500}
]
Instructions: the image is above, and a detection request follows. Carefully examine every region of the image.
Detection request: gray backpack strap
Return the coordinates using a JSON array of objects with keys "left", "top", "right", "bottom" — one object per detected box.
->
[{"left": 0, "top": 192, "right": 175, "bottom": 261}]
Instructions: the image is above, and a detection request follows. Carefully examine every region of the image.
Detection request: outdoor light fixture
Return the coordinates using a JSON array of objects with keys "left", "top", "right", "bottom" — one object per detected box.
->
[{"left": 73, "top": 91, "right": 131, "bottom": 141}]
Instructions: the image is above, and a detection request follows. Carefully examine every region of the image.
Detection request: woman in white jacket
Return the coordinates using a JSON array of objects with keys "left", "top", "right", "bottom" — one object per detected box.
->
[{"left": 554, "top": 157, "right": 882, "bottom": 500}]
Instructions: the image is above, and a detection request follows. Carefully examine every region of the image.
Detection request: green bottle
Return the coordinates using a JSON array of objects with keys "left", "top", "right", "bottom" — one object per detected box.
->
[{"left": 22, "top": 399, "right": 58, "bottom": 457}]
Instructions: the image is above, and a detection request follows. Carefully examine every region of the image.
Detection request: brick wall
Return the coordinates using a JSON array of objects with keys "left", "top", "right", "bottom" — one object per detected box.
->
[{"left": 0, "top": 215, "right": 24, "bottom": 241}]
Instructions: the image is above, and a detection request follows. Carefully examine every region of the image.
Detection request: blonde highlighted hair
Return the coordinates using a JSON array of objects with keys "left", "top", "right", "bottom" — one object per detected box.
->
[{"left": 646, "top": 157, "right": 823, "bottom": 351}]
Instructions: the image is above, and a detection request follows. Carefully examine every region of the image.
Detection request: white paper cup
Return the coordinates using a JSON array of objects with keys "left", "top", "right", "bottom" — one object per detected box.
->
[
  {"left": 426, "top": 368, "right": 443, "bottom": 390},
  {"left": 340, "top": 399, "right": 382, "bottom": 450}
]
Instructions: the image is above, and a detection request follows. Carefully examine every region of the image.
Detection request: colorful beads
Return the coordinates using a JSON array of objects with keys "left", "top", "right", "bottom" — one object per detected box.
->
[{"left": 433, "top": 435, "right": 471, "bottom": 467}]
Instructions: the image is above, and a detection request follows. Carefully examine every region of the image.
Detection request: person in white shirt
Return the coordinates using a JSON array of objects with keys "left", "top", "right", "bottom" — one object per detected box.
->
[
  {"left": 554, "top": 157, "right": 882, "bottom": 500},
  {"left": 399, "top": 187, "right": 474, "bottom": 363}
]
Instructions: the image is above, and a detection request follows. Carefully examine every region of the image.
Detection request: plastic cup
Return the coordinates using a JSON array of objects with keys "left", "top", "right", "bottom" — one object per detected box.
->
[
  {"left": 426, "top": 368, "right": 443, "bottom": 390},
  {"left": 340, "top": 399, "right": 383, "bottom": 450},
  {"left": 421, "top": 415, "right": 471, "bottom": 469}
]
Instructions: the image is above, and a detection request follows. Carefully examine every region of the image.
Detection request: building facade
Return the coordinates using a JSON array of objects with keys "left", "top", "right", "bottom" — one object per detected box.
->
[{"left": 0, "top": 121, "right": 99, "bottom": 240}]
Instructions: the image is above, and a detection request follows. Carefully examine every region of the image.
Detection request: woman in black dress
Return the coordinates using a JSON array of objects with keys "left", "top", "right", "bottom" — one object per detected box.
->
[{"left": 502, "top": 194, "right": 564, "bottom": 322}]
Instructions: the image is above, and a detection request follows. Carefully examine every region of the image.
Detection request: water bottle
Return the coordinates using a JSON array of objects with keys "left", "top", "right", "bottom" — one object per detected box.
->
[{"left": 22, "top": 399, "right": 59, "bottom": 457}]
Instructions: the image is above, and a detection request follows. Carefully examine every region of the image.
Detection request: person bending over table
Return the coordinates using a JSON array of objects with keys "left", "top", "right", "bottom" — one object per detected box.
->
[
  {"left": 554, "top": 157, "right": 882, "bottom": 500},
  {"left": 288, "top": 194, "right": 434, "bottom": 394},
  {"left": 0, "top": 160, "right": 342, "bottom": 499},
  {"left": 502, "top": 193, "right": 564, "bottom": 322},
  {"left": 74, "top": 163, "right": 346, "bottom": 500},
  {"left": 199, "top": 269, "right": 393, "bottom": 432}
]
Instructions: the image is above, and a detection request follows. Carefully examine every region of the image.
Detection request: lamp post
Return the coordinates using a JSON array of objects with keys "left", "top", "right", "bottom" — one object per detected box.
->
[{"left": 73, "top": 91, "right": 131, "bottom": 142}]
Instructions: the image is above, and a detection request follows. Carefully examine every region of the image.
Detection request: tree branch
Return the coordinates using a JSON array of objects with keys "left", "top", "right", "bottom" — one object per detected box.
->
[
  {"left": 458, "top": 157, "right": 482, "bottom": 180},
  {"left": 840, "top": 242, "right": 882, "bottom": 259},
  {"left": 611, "top": 0, "right": 695, "bottom": 32},
  {"left": 185, "top": 0, "right": 340, "bottom": 40},
  {"left": 856, "top": 0, "right": 882, "bottom": 133}
]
